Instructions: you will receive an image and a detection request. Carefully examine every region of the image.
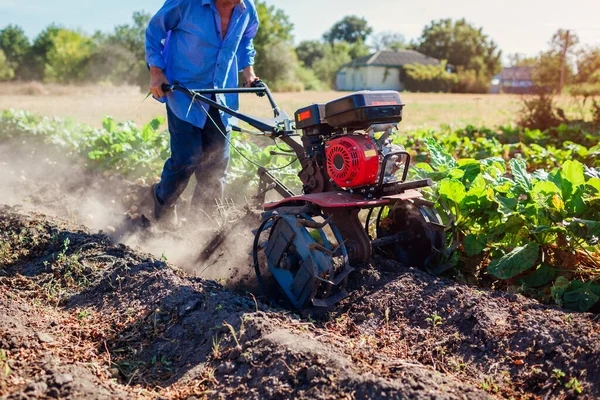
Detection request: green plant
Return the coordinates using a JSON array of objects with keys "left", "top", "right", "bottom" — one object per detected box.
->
[
  {"left": 480, "top": 377, "right": 499, "bottom": 393},
  {"left": 553, "top": 368, "right": 566, "bottom": 381},
  {"left": 211, "top": 335, "right": 222, "bottom": 358},
  {"left": 0, "top": 350, "right": 10, "bottom": 379},
  {"left": 426, "top": 313, "right": 443, "bottom": 328},
  {"left": 565, "top": 377, "right": 583, "bottom": 394}
]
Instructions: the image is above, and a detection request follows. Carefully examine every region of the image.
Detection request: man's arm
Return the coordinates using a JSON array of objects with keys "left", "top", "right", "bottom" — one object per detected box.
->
[
  {"left": 237, "top": 12, "right": 259, "bottom": 87},
  {"left": 146, "top": 0, "right": 181, "bottom": 98}
]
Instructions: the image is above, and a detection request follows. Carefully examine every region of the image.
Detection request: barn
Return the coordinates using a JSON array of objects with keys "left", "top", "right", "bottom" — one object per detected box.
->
[{"left": 335, "top": 50, "right": 441, "bottom": 91}]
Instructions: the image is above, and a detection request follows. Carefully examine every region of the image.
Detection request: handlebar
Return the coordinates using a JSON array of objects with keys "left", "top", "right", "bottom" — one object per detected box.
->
[{"left": 160, "top": 81, "right": 291, "bottom": 136}]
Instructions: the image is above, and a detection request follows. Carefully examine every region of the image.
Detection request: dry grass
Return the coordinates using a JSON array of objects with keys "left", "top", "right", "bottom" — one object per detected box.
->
[{"left": 0, "top": 82, "right": 583, "bottom": 130}]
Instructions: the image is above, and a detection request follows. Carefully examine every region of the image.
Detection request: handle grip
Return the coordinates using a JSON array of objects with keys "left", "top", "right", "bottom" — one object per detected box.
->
[{"left": 251, "top": 79, "right": 266, "bottom": 97}]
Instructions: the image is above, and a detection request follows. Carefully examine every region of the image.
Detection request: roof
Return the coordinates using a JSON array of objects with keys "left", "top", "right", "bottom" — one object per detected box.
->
[
  {"left": 498, "top": 66, "right": 534, "bottom": 81},
  {"left": 343, "top": 50, "right": 441, "bottom": 68}
]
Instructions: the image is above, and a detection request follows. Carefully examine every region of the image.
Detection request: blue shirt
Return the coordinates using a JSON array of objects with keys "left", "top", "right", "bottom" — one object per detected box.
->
[{"left": 146, "top": 0, "right": 259, "bottom": 129}]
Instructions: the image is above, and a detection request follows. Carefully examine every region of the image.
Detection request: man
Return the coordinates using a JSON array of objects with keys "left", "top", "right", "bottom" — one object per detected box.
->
[{"left": 146, "top": 0, "right": 259, "bottom": 224}]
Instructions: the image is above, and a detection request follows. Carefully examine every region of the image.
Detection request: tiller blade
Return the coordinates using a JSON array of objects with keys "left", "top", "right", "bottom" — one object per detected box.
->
[{"left": 253, "top": 208, "right": 352, "bottom": 310}]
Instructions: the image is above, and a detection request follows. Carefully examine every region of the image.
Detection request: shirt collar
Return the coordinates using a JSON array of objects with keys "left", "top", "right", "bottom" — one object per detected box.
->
[{"left": 202, "top": 0, "right": 246, "bottom": 10}]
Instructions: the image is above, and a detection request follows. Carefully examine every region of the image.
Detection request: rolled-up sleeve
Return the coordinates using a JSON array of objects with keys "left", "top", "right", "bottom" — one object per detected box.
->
[
  {"left": 146, "top": 0, "right": 181, "bottom": 70},
  {"left": 236, "top": 11, "right": 259, "bottom": 71}
]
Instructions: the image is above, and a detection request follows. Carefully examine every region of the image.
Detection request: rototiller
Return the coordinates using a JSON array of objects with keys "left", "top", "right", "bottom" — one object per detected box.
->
[{"left": 163, "top": 81, "right": 454, "bottom": 309}]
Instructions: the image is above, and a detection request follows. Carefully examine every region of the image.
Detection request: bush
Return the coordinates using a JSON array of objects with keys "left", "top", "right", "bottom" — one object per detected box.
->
[
  {"left": 593, "top": 100, "right": 600, "bottom": 131},
  {"left": 312, "top": 44, "right": 351, "bottom": 89},
  {"left": 402, "top": 61, "right": 457, "bottom": 92},
  {"left": 518, "top": 91, "right": 562, "bottom": 131},
  {"left": 255, "top": 39, "right": 303, "bottom": 92},
  {"left": 0, "top": 49, "right": 15, "bottom": 81},
  {"left": 295, "top": 65, "right": 324, "bottom": 91},
  {"left": 453, "top": 68, "right": 491, "bottom": 93}
]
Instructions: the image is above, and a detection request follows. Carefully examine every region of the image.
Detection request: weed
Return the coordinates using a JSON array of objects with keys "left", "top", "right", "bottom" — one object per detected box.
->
[
  {"left": 565, "top": 377, "right": 583, "bottom": 394},
  {"left": 0, "top": 350, "right": 10, "bottom": 378},
  {"left": 211, "top": 335, "right": 222, "bottom": 358},
  {"left": 480, "top": 377, "right": 499, "bottom": 393},
  {"left": 553, "top": 368, "right": 566, "bottom": 381},
  {"left": 426, "top": 313, "right": 443, "bottom": 329},
  {"left": 222, "top": 321, "right": 241, "bottom": 348}
]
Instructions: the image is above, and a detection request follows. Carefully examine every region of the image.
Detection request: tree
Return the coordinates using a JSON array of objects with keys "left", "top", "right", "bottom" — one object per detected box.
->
[
  {"left": 253, "top": 0, "right": 294, "bottom": 57},
  {"left": 44, "top": 29, "right": 93, "bottom": 83},
  {"left": 255, "top": 40, "right": 303, "bottom": 91},
  {"left": 312, "top": 43, "right": 352, "bottom": 89},
  {"left": 551, "top": 29, "right": 579, "bottom": 93},
  {"left": 371, "top": 32, "right": 406, "bottom": 51},
  {"left": 296, "top": 40, "right": 328, "bottom": 69},
  {"left": 531, "top": 51, "right": 572, "bottom": 90},
  {"left": 507, "top": 53, "right": 538, "bottom": 67},
  {"left": 252, "top": 1, "right": 296, "bottom": 86},
  {"left": 576, "top": 46, "right": 600, "bottom": 84},
  {"left": 0, "top": 50, "right": 15, "bottom": 81},
  {"left": 415, "top": 19, "right": 502, "bottom": 79},
  {"left": 323, "top": 16, "right": 373, "bottom": 45},
  {"left": 92, "top": 11, "right": 152, "bottom": 87},
  {"left": 0, "top": 25, "right": 30, "bottom": 77},
  {"left": 107, "top": 11, "right": 151, "bottom": 61},
  {"left": 21, "top": 24, "right": 62, "bottom": 80}
]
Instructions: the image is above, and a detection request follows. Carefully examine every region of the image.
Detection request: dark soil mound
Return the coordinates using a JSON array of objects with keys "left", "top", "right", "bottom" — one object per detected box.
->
[{"left": 1, "top": 206, "right": 599, "bottom": 399}]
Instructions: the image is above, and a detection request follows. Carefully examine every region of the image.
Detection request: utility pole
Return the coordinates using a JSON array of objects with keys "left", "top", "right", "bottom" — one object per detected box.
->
[{"left": 558, "top": 30, "right": 570, "bottom": 94}]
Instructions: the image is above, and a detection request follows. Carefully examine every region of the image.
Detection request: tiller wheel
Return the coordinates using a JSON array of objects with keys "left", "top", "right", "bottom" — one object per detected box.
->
[
  {"left": 367, "top": 199, "right": 454, "bottom": 275},
  {"left": 253, "top": 206, "right": 353, "bottom": 309}
]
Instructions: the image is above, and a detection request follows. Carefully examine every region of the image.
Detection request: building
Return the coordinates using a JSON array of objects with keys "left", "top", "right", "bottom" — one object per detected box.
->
[
  {"left": 490, "top": 66, "right": 536, "bottom": 94},
  {"left": 336, "top": 50, "right": 442, "bottom": 91}
]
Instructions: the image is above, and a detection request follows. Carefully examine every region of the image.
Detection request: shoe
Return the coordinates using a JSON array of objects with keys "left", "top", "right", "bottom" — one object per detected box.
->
[{"left": 151, "top": 183, "right": 178, "bottom": 227}]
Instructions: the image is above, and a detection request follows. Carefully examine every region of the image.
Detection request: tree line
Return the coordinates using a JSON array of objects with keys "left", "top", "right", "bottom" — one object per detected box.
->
[{"left": 0, "top": 1, "right": 597, "bottom": 94}]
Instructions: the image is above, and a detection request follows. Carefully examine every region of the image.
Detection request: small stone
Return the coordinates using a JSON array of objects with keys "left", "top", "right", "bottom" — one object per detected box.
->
[
  {"left": 228, "top": 346, "right": 242, "bottom": 360},
  {"left": 306, "top": 367, "right": 320, "bottom": 381},
  {"left": 105, "top": 226, "right": 116, "bottom": 234},
  {"left": 37, "top": 332, "right": 54, "bottom": 344},
  {"left": 216, "top": 362, "right": 235, "bottom": 375},
  {"left": 53, "top": 373, "right": 73, "bottom": 386}
]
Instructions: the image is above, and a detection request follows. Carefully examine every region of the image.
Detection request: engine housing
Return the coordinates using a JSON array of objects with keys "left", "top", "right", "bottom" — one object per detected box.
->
[{"left": 325, "top": 135, "right": 379, "bottom": 188}]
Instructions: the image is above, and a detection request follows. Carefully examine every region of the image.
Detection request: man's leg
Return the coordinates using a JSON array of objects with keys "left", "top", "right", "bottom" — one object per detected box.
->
[
  {"left": 155, "top": 107, "right": 204, "bottom": 215},
  {"left": 191, "top": 107, "right": 230, "bottom": 212}
]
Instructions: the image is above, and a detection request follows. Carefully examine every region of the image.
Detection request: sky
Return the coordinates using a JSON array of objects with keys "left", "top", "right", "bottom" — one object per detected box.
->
[{"left": 1, "top": 0, "right": 600, "bottom": 63}]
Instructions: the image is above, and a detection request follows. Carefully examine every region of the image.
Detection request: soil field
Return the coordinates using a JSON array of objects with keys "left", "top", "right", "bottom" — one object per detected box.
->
[
  {"left": 1, "top": 134, "right": 600, "bottom": 399},
  {"left": 2, "top": 206, "right": 599, "bottom": 399},
  {"left": 0, "top": 82, "right": 526, "bottom": 130}
]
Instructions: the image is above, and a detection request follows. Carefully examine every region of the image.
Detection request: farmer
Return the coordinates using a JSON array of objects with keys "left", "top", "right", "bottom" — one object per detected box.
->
[{"left": 146, "top": 0, "right": 259, "bottom": 224}]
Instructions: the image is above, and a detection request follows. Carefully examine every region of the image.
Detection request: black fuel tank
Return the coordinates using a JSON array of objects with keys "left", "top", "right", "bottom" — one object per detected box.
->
[{"left": 324, "top": 91, "right": 404, "bottom": 130}]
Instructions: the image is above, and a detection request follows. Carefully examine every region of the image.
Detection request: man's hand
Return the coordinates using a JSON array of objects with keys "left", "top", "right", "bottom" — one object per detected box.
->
[
  {"left": 149, "top": 66, "right": 170, "bottom": 99},
  {"left": 242, "top": 66, "right": 258, "bottom": 87}
]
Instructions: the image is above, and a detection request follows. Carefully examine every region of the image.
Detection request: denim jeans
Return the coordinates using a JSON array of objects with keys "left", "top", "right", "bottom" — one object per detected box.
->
[{"left": 156, "top": 106, "right": 230, "bottom": 210}]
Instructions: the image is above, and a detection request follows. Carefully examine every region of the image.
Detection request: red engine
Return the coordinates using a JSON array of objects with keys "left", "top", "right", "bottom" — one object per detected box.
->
[{"left": 325, "top": 135, "right": 379, "bottom": 188}]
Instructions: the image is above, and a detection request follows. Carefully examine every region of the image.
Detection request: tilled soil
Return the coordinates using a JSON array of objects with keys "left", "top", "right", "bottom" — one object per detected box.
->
[{"left": 1, "top": 207, "right": 599, "bottom": 399}]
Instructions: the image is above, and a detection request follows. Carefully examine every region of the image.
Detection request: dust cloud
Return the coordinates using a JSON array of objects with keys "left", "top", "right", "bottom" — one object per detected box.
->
[{"left": 0, "top": 139, "right": 258, "bottom": 290}]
